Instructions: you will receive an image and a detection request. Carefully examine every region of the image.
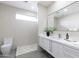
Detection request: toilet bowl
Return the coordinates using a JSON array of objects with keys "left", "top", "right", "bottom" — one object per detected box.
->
[
  {"left": 1, "top": 38, "right": 13, "bottom": 56},
  {"left": 1, "top": 44, "right": 12, "bottom": 56}
]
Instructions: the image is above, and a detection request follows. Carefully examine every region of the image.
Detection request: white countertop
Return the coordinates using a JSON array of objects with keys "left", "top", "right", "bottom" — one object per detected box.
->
[{"left": 39, "top": 34, "right": 79, "bottom": 51}]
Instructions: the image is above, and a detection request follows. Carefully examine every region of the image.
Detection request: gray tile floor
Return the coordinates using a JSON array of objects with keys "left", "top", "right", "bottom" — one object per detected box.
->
[
  {"left": 0, "top": 49, "right": 16, "bottom": 58},
  {"left": 16, "top": 48, "right": 54, "bottom": 58},
  {"left": 0, "top": 47, "right": 54, "bottom": 58}
]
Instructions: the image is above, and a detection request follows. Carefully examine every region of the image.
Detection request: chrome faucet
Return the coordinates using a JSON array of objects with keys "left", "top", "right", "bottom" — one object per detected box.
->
[{"left": 58, "top": 34, "right": 61, "bottom": 38}]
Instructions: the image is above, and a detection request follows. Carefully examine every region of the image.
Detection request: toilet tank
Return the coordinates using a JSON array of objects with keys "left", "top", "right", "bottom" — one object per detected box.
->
[{"left": 4, "top": 37, "right": 13, "bottom": 44}]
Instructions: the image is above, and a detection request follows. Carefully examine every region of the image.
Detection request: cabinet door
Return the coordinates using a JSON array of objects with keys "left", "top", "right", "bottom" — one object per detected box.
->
[
  {"left": 43, "top": 38, "right": 50, "bottom": 52},
  {"left": 63, "top": 45, "right": 79, "bottom": 58},
  {"left": 39, "top": 37, "right": 50, "bottom": 52},
  {"left": 51, "top": 41, "right": 63, "bottom": 58},
  {"left": 39, "top": 37, "right": 44, "bottom": 48}
]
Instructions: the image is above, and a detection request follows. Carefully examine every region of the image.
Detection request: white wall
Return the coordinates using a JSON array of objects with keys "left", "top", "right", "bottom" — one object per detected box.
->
[
  {"left": 0, "top": 3, "right": 38, "bottom": 48},
  {"left": 38, "top": 4, "right": 48, "bottom": 34},
  {"left": 0, "top": 3, "right": 16, "bottom": 43}
]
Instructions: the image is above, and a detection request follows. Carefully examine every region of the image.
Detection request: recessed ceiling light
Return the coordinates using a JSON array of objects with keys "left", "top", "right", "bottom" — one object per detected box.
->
[{"left": 64, "top": 9, "right": 68, "bottom": 12}]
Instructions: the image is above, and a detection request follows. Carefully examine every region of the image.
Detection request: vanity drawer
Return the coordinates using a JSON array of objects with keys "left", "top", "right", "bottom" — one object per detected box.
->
[{"left": 63, "top": 45, "right": 79, "bottom": 58}]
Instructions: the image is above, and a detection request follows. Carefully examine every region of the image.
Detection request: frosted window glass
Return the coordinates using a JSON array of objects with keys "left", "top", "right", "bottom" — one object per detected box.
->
[{"left": 16, "top": 14, "right": 38, "bottom": 22}]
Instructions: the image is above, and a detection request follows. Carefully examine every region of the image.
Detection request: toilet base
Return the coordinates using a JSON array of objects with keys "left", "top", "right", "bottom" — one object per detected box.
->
[{"left": 2, "top": 52, "right": 11, "bottom": 56}]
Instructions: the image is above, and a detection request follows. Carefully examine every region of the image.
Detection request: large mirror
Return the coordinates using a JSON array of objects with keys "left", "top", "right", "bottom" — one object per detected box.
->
[{"left": 53, "top": 1, "right": 79, "bottom": 31}]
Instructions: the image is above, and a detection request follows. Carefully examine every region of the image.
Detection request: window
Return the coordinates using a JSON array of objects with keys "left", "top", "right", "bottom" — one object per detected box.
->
[{"left": 16, "top": 14, "right": 38, "bottom": 22}]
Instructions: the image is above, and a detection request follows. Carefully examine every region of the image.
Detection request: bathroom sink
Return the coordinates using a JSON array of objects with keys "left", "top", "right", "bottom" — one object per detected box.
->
[
  {"left": 64, "top": 39, "right": 79, "bottom": 45},
  {"left": 64, "top": 39, "right": 77, "bottom": 42}
]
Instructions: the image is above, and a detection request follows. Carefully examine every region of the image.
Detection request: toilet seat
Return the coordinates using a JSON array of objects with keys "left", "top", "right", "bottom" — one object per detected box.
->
[{"left": 1, "top": 38, "right": 13, "bottom": 56}]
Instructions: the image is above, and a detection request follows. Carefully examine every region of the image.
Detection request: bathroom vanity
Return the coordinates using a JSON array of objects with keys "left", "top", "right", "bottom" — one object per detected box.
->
[
  {"left": 38, "top": 1, "right": 79, "bottom": 58},
  {"left": 39, "top": 34, "right": 79, "bottom": 58}
]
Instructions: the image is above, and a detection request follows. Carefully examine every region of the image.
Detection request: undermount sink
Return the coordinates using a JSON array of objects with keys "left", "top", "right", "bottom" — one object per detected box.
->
[
  {"left": 64, "top": 39, "right": 79, "bottom": 45},
  {"left": 64, "top": 39, "right": 77, "bottom": 42}
]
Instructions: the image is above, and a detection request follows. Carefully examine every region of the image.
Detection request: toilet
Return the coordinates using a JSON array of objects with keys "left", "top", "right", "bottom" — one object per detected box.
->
[{"left": 1, "top": 38, "right": 13, "bottom": 56}]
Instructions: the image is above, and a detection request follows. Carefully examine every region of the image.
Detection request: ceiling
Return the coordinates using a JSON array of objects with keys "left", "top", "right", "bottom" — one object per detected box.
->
[
  {"left": 55, "top": 2, "right": 79, "bottom": 18},
  {"left": 0, "top": 1, "right": 37, "bottom": 13},
  {"left": 38, "top": 1, "right": 54, "bottom": 7},
  {"left": 0, "top": 1, "right": 54, "bottom": 13}
]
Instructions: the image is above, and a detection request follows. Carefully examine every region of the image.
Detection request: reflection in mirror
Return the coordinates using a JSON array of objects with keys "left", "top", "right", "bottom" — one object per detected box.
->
[{"left": 54, "top": 1, "right": 79, "bottom": 31}]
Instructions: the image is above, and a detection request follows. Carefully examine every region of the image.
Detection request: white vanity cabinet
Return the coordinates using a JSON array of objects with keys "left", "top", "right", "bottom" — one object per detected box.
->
[
  {"left": 39, "top": 36, "right": 50, "bottom": 52},
  {"left": 39, "top": 36, "right": 44, "bottom": 48},
  {"left": 43, "top": 38, "right": 50, "bottom": 52},
  {"left": 39, "top": 35, "right": 79, "bottom": 58},
  {"left": 51, "top": 41, "right": 64, "bottom": 58},
  {"left": 39, "top": 36, "right": 64, "bottom": 58},
  {"left": 63, "top": 45, "right": 79, "bottom": 58}
]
